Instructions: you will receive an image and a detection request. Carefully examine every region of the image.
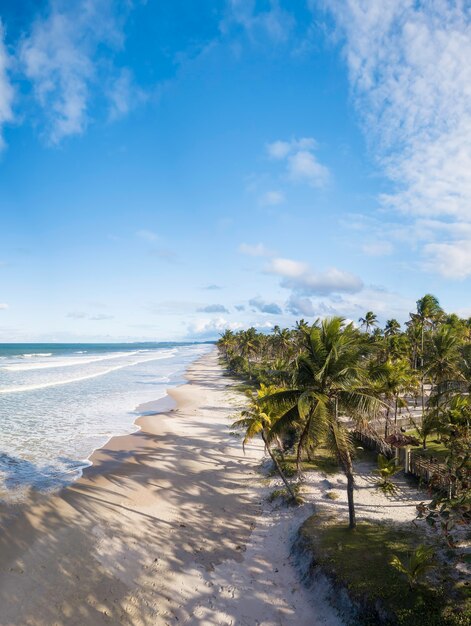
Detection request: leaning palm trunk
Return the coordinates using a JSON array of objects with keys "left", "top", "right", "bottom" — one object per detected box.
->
[
  {"left": 344, "top": 460, "right": 356, "bottom": 529},
  {"left": 261, "top": 432, "right": 296, "bottom": 501}
]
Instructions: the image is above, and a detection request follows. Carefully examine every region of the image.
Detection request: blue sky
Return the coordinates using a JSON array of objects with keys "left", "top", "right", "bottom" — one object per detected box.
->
[{"left": 0, "top": 0, "right": 470, "bottom": 341}]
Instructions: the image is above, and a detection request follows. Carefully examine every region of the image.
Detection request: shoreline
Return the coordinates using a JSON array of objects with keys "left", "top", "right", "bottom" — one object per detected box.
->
[{"left": 0, "top": 347, "right": 337, "bottom": 625}]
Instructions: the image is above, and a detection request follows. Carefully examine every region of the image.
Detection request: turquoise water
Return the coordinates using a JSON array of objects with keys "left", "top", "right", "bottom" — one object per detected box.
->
[{"left": 0, "top": 342, "right": 213, "bottom": 499}]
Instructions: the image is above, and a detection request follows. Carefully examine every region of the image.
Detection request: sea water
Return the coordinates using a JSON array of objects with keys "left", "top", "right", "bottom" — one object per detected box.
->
[{"left": 0, "top": 342, "right": 213, "bottom": 499}]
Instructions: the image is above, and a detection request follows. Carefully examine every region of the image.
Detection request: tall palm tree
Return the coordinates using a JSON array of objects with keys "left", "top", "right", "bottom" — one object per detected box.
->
[
  {"left": 374, "top": 358, "right": 418, "bottom": 436},
  {"left": 233, "top": 386, "right": 297, "bottom": 501},
  {"left": 218, "top": 329, "right": 235, "bottom": 358},
  {"left": 359, "top": 311, "right": 378, "bottom": 333},
  {"left": 413, "top": 294, "right": 443, "bottom": 421},
  {"left": 384, "top": 319, "right": 401, "bottom": 337},
  {"left": 262, "top": 317, "right": 380, "bottom": 529}
]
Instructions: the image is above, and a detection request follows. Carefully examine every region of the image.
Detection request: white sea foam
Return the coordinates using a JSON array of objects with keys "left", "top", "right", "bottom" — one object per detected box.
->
[
  {"left": 0, "top": 352, "right": 177, "bottom": 394},
  {"left": 0, "top": 343, "right": 213, "bottom": 496},
  {"left": 2, "top": 349, "right": 177, "bottom": 372}
]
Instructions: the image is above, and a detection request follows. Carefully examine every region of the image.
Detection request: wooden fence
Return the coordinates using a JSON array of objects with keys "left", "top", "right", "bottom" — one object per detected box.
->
[
  {"left": 407, "top": 450, "right": 469, "bottom": 498},
  {"left": 355, "top": 427, "right": 469, "bottom": 497}
]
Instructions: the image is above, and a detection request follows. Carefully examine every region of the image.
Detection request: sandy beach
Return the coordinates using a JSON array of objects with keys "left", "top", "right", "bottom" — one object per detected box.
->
[{"left": 0, "top": 348, "right": 339, "bottom": 626}]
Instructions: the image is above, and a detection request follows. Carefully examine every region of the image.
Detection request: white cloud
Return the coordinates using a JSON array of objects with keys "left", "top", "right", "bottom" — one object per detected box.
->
[
  {"left": 136, "top": 229, "right": 159, "bottom": 242},
  {"left": 222, "top": 0, "right": 295, "bottom": 44},
  {"left": 266, "top": 137, "right": 329, "bottom": 188},
  {"left": 265, "top": 257, "right": 309, "bottom": 277},
  {"left": 423, "top": 240, "right": 471, "bottom": 279},
  {"left": 108, "top": 67, "right": 147, "bottom": 121},
  {"left": 267, "top": 137, "right": 316, "bottom": 159},
  {"left": 187, "top": 316, "right": 244, "bottom": 340},
  {"left": 0, "top": 303, "right": 8, "bottom": 310},
  {"left": 287, "top": 149, "right": 329, "bottom": 187},
  {"left": 239, "top": 242, "right": 274, "bottom": 257},
  {"left": 266, "top": 256, "right": 363, "bottom": 295},
  {"left": 20, "top": 0, "right": 134, "bottom": 143},
  {"left": 0, "top": 22, "right": 14, "bottom": 150},
  {"left": 259, "top": 190, "right": 285, "bottom": 206},
  {"left": 361, "top": 241, "right": 394, "bottom": 257},
  {"left": 328, "top": 0, "right": 471, "bottom": 277}
]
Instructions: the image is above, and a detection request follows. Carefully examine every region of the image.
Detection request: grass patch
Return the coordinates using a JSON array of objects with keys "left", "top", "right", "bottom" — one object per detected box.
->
[
  {"left": 325, "top": 491, "right": 340, "bottom": 500},
  {"left": 405, "top": 430, "right": 450, "bottom": 462},
  {"left": 299, "top": 516, "right": 470, "bottom": 626},
  {"left": 271, "top": 448, "right": 339, "bottom": 476},
  {"left": 267, "top": 483, "right": 303, "bottom": 505}
]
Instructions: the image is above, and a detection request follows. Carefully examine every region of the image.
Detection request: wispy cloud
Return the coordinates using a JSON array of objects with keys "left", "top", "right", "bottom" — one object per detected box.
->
[
  {"left": 0, "top": 22, "right": 14, "bottom": 150},
  {"left": 202, "top": 284, "right": 223, "bottom": 291},
  {"left": 67, "top": 311, "right": 114, "bottom": 321},
  {"left": 239, "top": 242, "right": 274, "bottom": 257},
  {"left": 259, "top": 190, "right": 285, "bottom": 206},
  {"left": 361, "top": 241, "right": 394, "bottom": 257},
  {"left": 107, "top": 67, "right": 146, "bottom": 121},
  {"left": 136, "top": 229, "right": 159, "bottom": 242},
  {"left": 19, "top": 0, "right": 136, "bottom": 143},
  {"left": 266, "top": 137, "right": 329, "bottom": 187},
  {"left": 197, "top": 304, "right": 229, "bottom": 313},
  {"left": 328, "top": 1, "right": 471, "bottom": 277},
  {"left": 0, "top": 303, "right": 8, "bottom": 310},
  {"left": 222, "top": 0, "right": 295, "bottom": 44}
]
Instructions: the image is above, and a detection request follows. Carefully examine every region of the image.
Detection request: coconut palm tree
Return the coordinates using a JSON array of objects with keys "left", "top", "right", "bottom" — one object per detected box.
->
[
  {"left": 384, "top": 319, "right": 401, "bottom": 337},
  {"left": 218, "top": 329, "right": 235, "bottom": 358},
  {"left": 359, "top": 311, "right": 378, "bottom": 333},
  {"left": 374, "top": 358, "right": 418, "bottom": 436},
  {"left": 233, "top": 386, "right": 296, "bottom": 501},
  {"left": 262, "top": 317, "right": 380, "bottom": 529}
]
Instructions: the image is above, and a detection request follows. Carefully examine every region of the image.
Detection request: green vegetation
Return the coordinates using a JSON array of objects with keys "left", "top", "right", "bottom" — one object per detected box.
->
[
  {"left": 221, "top": 294, "right": 470, "bottom": 623},
  {"left": 299, "top": 517, "right": 470, "bottom": 626},
  {"left": 268, "top": 483, "right": 303, "bottom": 505},
  {"left": 374, "top": 454, "right": 402, "bottom": 495},
  {"left": 390, "top": 544, "right": 435, "bottom": 589}
]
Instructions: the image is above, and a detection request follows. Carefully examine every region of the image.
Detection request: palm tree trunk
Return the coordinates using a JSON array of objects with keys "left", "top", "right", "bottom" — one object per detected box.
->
[
  {"left": 346, "top": 470, "right": 356, "bottom": 529},
  {"left": 262, "top": 432, "right": 296, "bottom": 501},
  {"left": 384, "top": 404, "right": 391, "bottom": 438},
  {"left": 296, "top": 418, "right": 311, "bottom": 474},
  {"left": 340, "top": 449, "right": 356, "bottom": 529}
]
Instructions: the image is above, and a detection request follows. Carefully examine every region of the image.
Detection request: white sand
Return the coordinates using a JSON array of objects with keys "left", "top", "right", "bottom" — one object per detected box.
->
[{"left": 0, "top": 348, "right": 342, "bottom": 626}]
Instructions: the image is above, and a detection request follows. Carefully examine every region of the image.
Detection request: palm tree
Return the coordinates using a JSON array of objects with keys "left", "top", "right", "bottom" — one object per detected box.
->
[
  {"left": 262, "top": 317, "right": 380, "bottom": 529},
  {"left": 413, "top": 294, "right": 443, "bottom": 421},
  {"left": 238, "top": 327, "right": 259, "bottom": 373},
  {"left": 233, "top": 386, "right": 296, "bottom": 501},
  {"left": 218, "top": 329, "right": 235, "bottom": 358},
  {"left": 384, "top": 319, "right": 401, "bottom": 337},
  {"left": 374, "top": 358, "right": 418, "bottom": 436},
  {"left": 359, "top": 311, "right": 378, "bottom": 333}
]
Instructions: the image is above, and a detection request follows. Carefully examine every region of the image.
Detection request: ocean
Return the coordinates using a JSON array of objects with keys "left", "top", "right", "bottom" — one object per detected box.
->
[{"left": 0, "top": 342, "right": 213, "bottom": 500}]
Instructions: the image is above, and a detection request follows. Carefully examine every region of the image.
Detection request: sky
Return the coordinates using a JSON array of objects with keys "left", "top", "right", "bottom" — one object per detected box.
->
[{"left": 0, "top": 0, "right": 471, "bottom": 342}]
